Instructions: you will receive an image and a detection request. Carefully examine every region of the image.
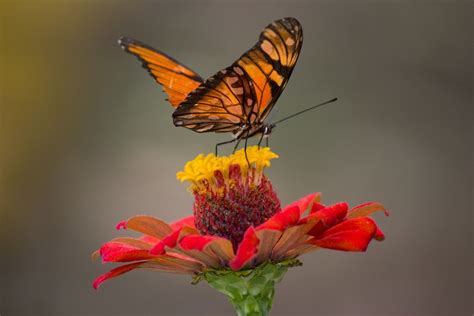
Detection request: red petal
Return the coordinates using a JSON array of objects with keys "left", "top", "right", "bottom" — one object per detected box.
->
[
  {"left": 149, "top": 227, "right": 184, "bottom": 255},
  {"left": 229, "top": 227, "right": 259, "bottom": 270},
  {"left": 304, "top": 202, "right": 348, "bottom": 236},
  {"left": 347, "top": 202, "right": 388, "bottom": 219},
  {"left": 271, "top": 222, "right": 316, "bottom": 260},
  {"left": 257, "top": 205, "right": 300, "bottom": 231},
  {"left": 104, "top": 237, "right": 152, "bottom": 249},
  {"left": 116, "top": 221, "right": 127, "bottom": 230},
  {"left": 139, "top": 235, "right": 161, "bottom": 244},
  {"left": 170, "top": 215, "right": 196, "bottom": 230},
  {"left": 119, "top": 215, "right": 173, "bottom": 239},
  {"left": 179, "top": 235, "right": 234, "bottom": 264},
  {"left": 99, "top": 239, "right": 157, "bottom": 262},
  {"left": 285, "top": 192, "right": 321, "bottom": 214},
  {"left": 178, "top": 235, "right": 235, "bottom": 266},
  {"left": 180, "top": 235, "right": 220, "bottom": 251},
  {"left": 101, "top": 244, "right": 156, "bottom": 262},
  {"left": 93, "top": 256, "right": 204, "bottom": 289},
  {"left": 309, "top": 217, "right": 378, "bottom": 251},
  {"left": 254, "top": 229, "right": 282, "bottom": 264},
  {"left": 310, "top": 202, "right": 326, "bottom": 214},
  {"left": 93, "top": 261, "right": 145, "bottom": 289},
  {"left": 375, "top": 227, "right": 385, "bottom": 241}
]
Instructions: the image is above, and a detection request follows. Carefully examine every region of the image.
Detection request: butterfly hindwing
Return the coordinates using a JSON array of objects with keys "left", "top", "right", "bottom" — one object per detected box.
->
[
  {"left": 171, "top": 17, "right": 303, "bottom": 134},
  {"left": 173, "top": 65, "right": 258, "bottom": 133},
  {"left": 118, "top": 37, "right": 204, "bottom": 107}
]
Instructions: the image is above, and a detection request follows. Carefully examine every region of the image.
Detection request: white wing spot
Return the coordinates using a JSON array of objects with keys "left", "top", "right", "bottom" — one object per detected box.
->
[
  {"left": 196, "top": 125, "right": 214, "bottom": 132},
  {"left": 246, "top": 98, "right": 253, "bottom": 106},
  {"left": 180, "top": 114, "right": 195, "bottom": 119}
]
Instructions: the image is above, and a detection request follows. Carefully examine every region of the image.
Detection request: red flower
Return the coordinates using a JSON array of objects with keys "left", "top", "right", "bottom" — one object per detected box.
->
[{"left": 93, "top": 147, "right": 387, "bottom": 289}]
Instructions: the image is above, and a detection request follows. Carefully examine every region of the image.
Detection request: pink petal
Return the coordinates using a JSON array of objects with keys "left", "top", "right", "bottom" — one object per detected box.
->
[{"left": 229, "top": 227, "right": 260, "bottom": 270}]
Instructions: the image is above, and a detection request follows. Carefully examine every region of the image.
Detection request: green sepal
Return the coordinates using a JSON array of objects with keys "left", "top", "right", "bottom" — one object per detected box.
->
[{"left": 193, "top": 259, "right": 302, "bottom": 316}]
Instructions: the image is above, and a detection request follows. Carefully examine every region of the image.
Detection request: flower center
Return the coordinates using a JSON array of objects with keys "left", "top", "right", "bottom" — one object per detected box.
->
[{"left": 177, "top": 146, "right": 281, "bottom": 249}]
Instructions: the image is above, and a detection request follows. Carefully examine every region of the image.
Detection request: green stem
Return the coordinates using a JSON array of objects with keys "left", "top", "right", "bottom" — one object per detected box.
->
[{"left": 195, "top": 259, "right": 301, "bottom": 316}]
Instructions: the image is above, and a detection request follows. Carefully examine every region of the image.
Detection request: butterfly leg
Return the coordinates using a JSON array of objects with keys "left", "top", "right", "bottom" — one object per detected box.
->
[
  {"left": 257, "top": 132, "right": 265, "bottom": 149},
  {"left": 215, "top": 139, "right": 237, "bottom": 156},
  {"left": 232, "top": 138, "right": 242, "bottom": 153},
  {"left": 243, "top": 130, "right": 250, "bottom": 166}
]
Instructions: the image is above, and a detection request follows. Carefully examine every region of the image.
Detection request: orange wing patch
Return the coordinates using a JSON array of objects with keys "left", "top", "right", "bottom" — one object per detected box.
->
[{"left": 119, "top": 37, "right": 203, "bottom": 107}]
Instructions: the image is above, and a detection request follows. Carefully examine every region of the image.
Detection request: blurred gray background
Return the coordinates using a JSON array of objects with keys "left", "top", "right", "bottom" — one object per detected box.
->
[{"left": 1, "top": 1, "right": 472, "bottom": 315}]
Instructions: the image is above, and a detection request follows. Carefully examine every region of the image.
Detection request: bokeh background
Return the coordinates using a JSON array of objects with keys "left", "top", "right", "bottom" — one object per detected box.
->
[{"left": 1, "top": 1, "right": 472, "bottom": 315}]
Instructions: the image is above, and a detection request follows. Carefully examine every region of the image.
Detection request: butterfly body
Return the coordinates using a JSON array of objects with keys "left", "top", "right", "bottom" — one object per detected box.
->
[{"left": 119, "top": 17, "right": 302, "bottom": 147}]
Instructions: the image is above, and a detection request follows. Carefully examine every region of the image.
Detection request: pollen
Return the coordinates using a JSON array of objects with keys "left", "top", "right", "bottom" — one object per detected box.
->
[{"left": 176, "top": 146, "right": 279, "bottom": 194}]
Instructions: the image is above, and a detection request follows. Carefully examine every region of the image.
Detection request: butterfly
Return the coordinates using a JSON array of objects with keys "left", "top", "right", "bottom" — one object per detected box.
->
[{"left": 119, "top": 17, "right": 303, "bottom": 153}]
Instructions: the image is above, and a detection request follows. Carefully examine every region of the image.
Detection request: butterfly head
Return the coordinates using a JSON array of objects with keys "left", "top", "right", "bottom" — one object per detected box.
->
[{"left": 262, "top": 124, "right": 274, "bottom": 137}]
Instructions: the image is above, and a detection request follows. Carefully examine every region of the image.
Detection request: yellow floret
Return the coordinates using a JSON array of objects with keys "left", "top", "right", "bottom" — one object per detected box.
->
[{"left": 176, "top": 146, "right": 278, "bottom": 191}]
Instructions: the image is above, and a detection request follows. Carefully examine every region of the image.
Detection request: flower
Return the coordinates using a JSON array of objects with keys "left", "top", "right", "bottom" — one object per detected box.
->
[
  {"left": 92, "top": 146, "right": 388, "bottom": 314},
  {"left": 93, "top": 146, "right": 387, "bottom": 284}
]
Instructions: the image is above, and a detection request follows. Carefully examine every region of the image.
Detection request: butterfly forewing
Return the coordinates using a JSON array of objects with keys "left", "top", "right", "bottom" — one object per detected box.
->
[
  {"left": 172, "top": 17, "right": 303, "bottom": 134},
  {"left": 118, "top": 37, "right": 204, "bottom": 107},
  {"left": 238, "top": 17, "right": 303, "bottom": 122}
]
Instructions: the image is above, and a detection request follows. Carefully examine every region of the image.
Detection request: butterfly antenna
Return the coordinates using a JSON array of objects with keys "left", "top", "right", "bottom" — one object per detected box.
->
[{"left": 270, "top": 97, "right": 338, "bottom": 127}]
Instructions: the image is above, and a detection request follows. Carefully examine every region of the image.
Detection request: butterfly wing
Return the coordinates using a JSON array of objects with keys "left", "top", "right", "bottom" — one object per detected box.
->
[
  {"left": 173, "top": 65, "right": 258, "bottom": 133},
  {"left": 172, "top": 17, "right": 303, "bottom": 134},
  {"left": 237, "top": 17, "right": 303, "bottom": 122},
  {"left": 118, "top": 37, "right": 204, "bottom": 107}
]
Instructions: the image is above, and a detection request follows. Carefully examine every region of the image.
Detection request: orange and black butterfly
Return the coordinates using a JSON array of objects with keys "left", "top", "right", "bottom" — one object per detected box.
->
[{"left": 119, "top": 17, "right": 334, "bottom": 153}]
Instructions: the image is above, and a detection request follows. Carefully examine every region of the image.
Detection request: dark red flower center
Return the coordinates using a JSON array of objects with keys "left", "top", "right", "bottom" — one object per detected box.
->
[{"left": 193, "top": 168, "right": 280, "bottom": 250}]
